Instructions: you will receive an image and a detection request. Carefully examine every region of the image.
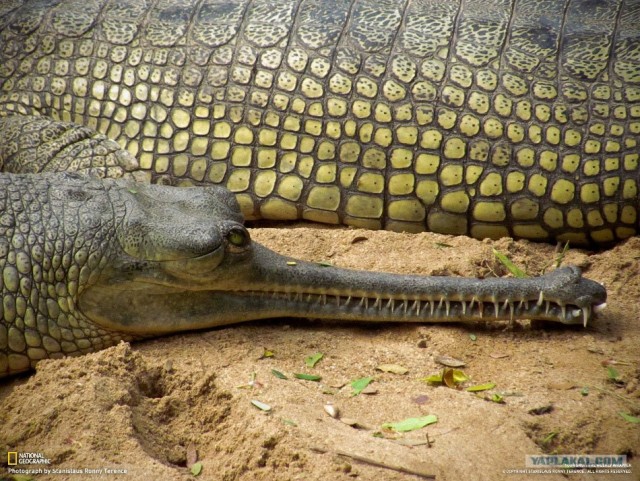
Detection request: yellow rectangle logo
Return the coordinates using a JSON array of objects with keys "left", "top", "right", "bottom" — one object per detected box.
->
[{"left": 7, "top": 452, "right": 17, "bottom": 465}]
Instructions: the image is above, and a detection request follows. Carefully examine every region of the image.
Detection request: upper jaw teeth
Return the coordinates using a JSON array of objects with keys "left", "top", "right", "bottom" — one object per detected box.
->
[{"left": 246, "top": 289, "right": 602, "bottom": 325}]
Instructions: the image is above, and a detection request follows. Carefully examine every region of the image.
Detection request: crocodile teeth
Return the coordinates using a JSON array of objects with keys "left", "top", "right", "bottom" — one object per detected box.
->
[
  {"left": 594, "top": 303, "right": 607, "bottom": 313},
  {"left": 505, "top": 299, "right": 514, "bottom": 320},
  {"left": 252, "top": 289, "right": 600, "bottom": 326},
  {"left": 582, "top": 306, "right": 591, "bottom": 328},
  {"left": 412, "top": 300, "right": 421, "bottom": 315},
  {"left": 386, "top": 299, "right": 395, "bottom": 311}
]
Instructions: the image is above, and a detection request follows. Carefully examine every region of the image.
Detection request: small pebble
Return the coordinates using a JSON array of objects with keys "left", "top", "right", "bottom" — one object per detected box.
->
[
  {"left": 324, "top": 402, "right": 339, "bottom": 418},
  {"left": 361, "top": 386, "right": 378, "bottom": 395}
]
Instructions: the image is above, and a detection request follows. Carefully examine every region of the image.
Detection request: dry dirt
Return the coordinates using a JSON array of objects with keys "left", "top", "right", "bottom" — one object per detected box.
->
[{"left": 1, "top": 227, "right": 639, "bottom": 481}]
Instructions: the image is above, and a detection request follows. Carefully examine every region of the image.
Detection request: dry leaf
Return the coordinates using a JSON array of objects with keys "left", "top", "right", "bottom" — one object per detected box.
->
[
  {"left": 412, "top": 394, "right": 430, "bottom": 405},
  {"left": 340, "top": 417, "right": 358, "bottom": 426},
  {"left": 376, "top": 364, "right": 409, "bottom": 375},
  {"left": 435, "top": 355, "right": 466, "bottom": 367},
  {"left": 528, "top": 404, "right": 554, "bottom": 415},
  {"left": 442, "top": 368, "right": 468, "bottom": 388},
  {"left": 489, "top": 352, "right": 510, "bottom": 359},
  {"left": 186, "top": 442, "right": 198, "bottom": 468},
  {"left": 547, "top": 381, "right": 577, "bottom": 390}
]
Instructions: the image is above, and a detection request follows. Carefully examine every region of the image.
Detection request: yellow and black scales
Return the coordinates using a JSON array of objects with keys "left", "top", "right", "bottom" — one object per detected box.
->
[{"left": 1, "top": 0, "right": 639, "bottom": 244}]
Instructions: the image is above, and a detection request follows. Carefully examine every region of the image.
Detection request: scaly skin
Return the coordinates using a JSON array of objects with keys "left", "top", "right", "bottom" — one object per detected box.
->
[
  {"left": 0, "top": 0, "right": 639, "bottom": 244},
  {"left": 0, "top": 172, "right": 606, "bottom": 378}
]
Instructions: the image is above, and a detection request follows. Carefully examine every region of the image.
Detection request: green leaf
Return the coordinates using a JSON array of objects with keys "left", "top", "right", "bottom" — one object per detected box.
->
[
  {"left": 434, "top": 242, "right": 453, "bottom": 249},
  {"left": 490, "top": 393, "right": 505, "bottom": 403},
  {"left": 317, "top": 261, "right": 333, "bottom": 267},
  {"left": 282, "top": 418, "right": 298, "bottom": 426},
  {"left": 466, "top": 382, "right": 496, "bottom": 392},
  {"left": 271, "top": 369, "right": 288, "bottom": 380},
  {"left": 452, "top": 369, "right": 468, "bottom": 383},
  {"left": 607, "top": 366, "right": 620, "bottom": 381},
  {"left": 421, "top": 368, "right": 468, "bottom": 388},
  {"left": 469, "top": 333, "right": 477, "bottom": 341},
  {"left": 251, "top": 400, "right": 272, "bottom": 411},
  {"left": 286, "top": 261, "right": 297, "bottom": 266},
  {"left": 294, "top": 373, "right": 322, "bottom": 382},
  {"left": 541, "top": 431, "right": 558, "bottom": 445},
  {"left": 382, "top": 414, "right": 438, "bottom": 432},
  {"left": 305, "top": 352, "right": 324, "bottom": 368},
  {"left": 421, "top": 372, "right": 444, "bottom": 385},
  {"left": 191, "top": 462, "right": 203, "bottom": 476},
  {"left": 351, "top": 376, "right": 374, "bottom": 396},
  {"left": 261, "top": 348, "right": 275, "bottom": 358},
  {"left": 492, "top": 248, "right": 527, "bottom": 278},
  {"left": 580, "top": 387, "right": 589, "bottom": 396},
  {"left": 619, "top": 412, "right": 640, "bottom": 424}
]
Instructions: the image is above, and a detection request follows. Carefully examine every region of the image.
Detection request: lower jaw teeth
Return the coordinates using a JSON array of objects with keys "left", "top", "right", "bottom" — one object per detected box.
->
[{"left": 257, "top": 291, "right": 586, "bottom": 323}]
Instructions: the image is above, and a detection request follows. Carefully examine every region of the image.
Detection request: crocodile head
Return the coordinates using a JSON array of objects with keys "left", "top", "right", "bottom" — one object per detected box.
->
[{"left": 73, "top": 177, "right": 608, "bottom": 337}]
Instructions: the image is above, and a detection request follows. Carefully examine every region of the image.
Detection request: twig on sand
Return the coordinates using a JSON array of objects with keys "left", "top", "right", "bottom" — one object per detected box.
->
[
  {"left": 591, "top": 385, "right": 639, "bottom": 407},
  {"left": 310, "top": 445, "right": 436, "bottom": 479}
]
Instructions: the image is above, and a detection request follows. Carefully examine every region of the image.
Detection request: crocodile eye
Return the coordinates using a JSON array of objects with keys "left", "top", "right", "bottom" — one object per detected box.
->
[{"left": 227, "top": 226, "right": 250, "bottom": 249}]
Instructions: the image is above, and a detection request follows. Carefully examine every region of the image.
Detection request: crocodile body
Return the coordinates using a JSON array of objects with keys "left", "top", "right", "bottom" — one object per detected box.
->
[{"left": 0, "top": 0, "right": 639, "bottom": 244}]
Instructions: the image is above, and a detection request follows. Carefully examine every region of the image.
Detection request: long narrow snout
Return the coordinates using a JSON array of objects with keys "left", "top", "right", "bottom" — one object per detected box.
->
[
  {"left": 221, "top": 243, "right": 607, "bottom": 327},
  {"left": 83, "top": 240, "right": 606, "bottom": 336}
]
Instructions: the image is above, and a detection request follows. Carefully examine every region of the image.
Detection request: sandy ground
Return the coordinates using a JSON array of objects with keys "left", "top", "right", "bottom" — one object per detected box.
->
[{"left": 1, "top": 227, "right": 639, "bottom": 481}]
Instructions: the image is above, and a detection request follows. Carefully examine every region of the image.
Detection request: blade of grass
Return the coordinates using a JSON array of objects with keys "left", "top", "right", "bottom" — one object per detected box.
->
[{"left": 492, "top": 249, "right": 527, "bottom": 278}]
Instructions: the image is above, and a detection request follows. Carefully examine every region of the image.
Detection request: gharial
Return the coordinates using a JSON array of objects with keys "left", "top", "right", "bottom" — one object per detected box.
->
[{"left": 1, "top": 0, "right": 637, "bottom": 377}]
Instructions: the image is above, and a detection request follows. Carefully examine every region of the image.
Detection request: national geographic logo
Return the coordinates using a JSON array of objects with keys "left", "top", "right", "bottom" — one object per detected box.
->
[
  {"left": 5, "top": 450, "right": 129, "bottom": 476},
  {"left": 6, "top": 451, "right": 52, "bottom": 465}
]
